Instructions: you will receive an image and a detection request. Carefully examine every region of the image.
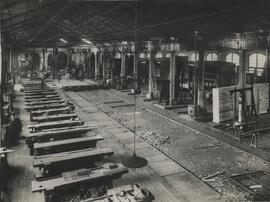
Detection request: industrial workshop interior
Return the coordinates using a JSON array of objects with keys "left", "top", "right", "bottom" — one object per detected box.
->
[{"left": 2, "top": 0, "right": 270, "bottom": 201}]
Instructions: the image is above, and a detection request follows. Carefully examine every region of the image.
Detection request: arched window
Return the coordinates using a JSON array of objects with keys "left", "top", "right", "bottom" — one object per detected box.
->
[
  {"left": 248, "top": 53, "right": 266, "bottom": 76},
  {"left": 225, "top": 53, "right": 240, "bottom": 66},
  {"left": 165, "top": 53, "right": 171, "bottom": 58},
  {"left": 139, "top": 53, "right": 146, "bottom": 59},
  {"left": 189, "top": 52, "right": 199, "bottom": 62},
  {"left": 206, "top": 53, "right": 218, "bottom": 61},
  {"left": 155, "top": 52, "right": 163, "bottom": 58},
  {"left": 114, "top": 52, "right": 121, "bottom": 59},
  {"left": 178, "top": 52, "right": 187, "bottom": 57}
]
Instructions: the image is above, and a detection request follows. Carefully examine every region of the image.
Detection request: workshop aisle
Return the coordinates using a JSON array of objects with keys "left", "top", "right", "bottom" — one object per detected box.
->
[{"left": 64, "top": 91, "right": 222, "bottom": 202}]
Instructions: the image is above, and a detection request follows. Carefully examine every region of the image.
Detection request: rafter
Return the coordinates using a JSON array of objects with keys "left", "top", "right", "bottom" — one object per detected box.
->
[{"left": 28, "top": 0, "right": 75, "bottom": 42}]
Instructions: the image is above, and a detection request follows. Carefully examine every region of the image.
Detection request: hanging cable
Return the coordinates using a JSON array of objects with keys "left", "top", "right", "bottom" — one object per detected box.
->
[{"left": 133, "top": 0, "right": 138, "bottom": 155}]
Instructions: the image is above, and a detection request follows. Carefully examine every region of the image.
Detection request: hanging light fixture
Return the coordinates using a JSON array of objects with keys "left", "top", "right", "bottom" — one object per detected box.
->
[{"left": 122, "top": 0, "right": 147, "bottom": 169}]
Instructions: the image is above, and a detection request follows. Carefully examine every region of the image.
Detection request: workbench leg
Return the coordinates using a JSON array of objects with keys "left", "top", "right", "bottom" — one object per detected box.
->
[{"left": 250, "top": 133, "right": 258, "bottom": 149}]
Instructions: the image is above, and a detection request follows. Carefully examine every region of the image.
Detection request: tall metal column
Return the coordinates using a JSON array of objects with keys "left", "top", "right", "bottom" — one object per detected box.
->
[
  {"left": 197, "top": 50, "right": 205, "bottom": 109},
  {"left": 94, "top": 52, "right": 99, "bottom": 80},
  {"left": 169, "top": 51, "right": 176, "bottom": 105}
]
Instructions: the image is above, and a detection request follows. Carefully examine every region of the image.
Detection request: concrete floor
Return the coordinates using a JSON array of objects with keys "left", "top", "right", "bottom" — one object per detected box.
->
[{"left": 72, "top": 88, "right": 270, "bottom": 201}]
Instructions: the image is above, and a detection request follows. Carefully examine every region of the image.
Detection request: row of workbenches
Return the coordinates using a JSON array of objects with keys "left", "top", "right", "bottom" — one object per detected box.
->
[{"left": 22, "top": 81, "right": 153, "bottom": 202}]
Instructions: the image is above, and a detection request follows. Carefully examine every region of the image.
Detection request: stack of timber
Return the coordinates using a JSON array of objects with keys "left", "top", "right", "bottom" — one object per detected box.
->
[
  {"left": 253, "top": 83, "right": 269, "bottom": 114},
  {"left": 212, "top": 86, "right": 236, "bottom": 123}
]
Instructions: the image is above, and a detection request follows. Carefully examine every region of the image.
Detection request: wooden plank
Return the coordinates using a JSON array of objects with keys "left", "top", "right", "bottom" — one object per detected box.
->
[
  {"left": 0, "top": 148, "right": 14, "bottom": 155},
  {"left": 110, "top": 103, "right": 135, "bottom": 108},
  {"left": 28, "top": 120, "right": 84, "bottom": 132},
  {"left": 25, "top": 97, "right": 62, "bottom": 103},
  {"left": 24, "top": 91, "right": 57, "bottom": 96},
  {"left": 24, "top": 94, "right": 60, "bottom": 100},
  {"left": 25, "top": 102, "right": 73, "bottom": 111},
  {"left": 32, "top": 164, "right": 128, "bottom": 193},
  {"left": 25, "top": 100, "right": 65, "bottom": 106},
  {"left": 104, "top": 100, "right": 124, "bottom": 104},
  {"left": 33, "top": 135, "right": 104, "bottom": 156},
  {"left": 24, "top": 89, "right": 54, "bottom": 94},
  {"left": 31, "top": 113, "right": 78, "bottom": 122},
  {"left": 30, "top": 106, "right": 74, "bottom": 116}
]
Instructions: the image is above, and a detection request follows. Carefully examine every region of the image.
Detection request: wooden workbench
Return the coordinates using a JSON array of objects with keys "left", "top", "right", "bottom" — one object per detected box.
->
[
  {"left": 25, "top": 97, "right": 62, "bottom": 103},
  {"left": 28, "top": 119, "right": 84, "bottom": 132},
  {"left": 25, "top": 102, "right": 73, "bottom": 111},
  {"left": 32, "top": 164, "right": 129, "bottom": 201},
  {"left": 26, "top": 125, "right": 97, "bottom": 145},
  {"left": 33, "top": 135, "right": 104, "bottom": 156},
  {"left": 25, "top": 100, "right": 65, "bottom": 106},
  {"left": 30, "top": 106, "right": 73, "bottom": 116},
  {"left": 33, "top": 148, "right": 114, "bottom": 177},
  {"left": 25, "top": 94, "right": 60, "bottom": 100},
  {"left": 31, "top": 113, "right": 78, "bottom": 123}
]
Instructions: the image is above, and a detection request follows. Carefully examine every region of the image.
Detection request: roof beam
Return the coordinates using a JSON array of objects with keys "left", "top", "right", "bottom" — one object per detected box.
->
[
  {"left": 1, "top": 2, "right": 54, "bottom": 23},
  {"left": 0, "top": 0, "right": 25, "bottom": 11},
  {"left": 28, "top": 0, "right": 75, "bottom": 42}
]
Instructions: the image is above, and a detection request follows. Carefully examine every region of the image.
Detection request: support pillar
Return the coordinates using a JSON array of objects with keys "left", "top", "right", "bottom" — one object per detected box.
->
[
  {"left": 147, "top": 49, "right": 155, "bottom": 99},
  {"left": 169, "top": 51, "right": 176, "bottom": 105},
  {"left": 111, "top": 54, "right": 115, "bottom": 83},
  {"left": 120, "top": 51, "right": 126, "bottom": 88},
  {"left": 133, "top": 51, "right": 139, "bottom": 90},
  {"left": 102, "top": 52, "right": 106, "bottom": 82},
  {"left": 197, "top": 50, "right": 205, "bottom": 109},
  {"left": 267, "top": 47, "right": 270, "bottom": 111},
  {"left": 94, "top": 52, "right": 99, "bottom": 80},
  {"left": 238, "top": 49, "right": 247, "bottom": 123}
]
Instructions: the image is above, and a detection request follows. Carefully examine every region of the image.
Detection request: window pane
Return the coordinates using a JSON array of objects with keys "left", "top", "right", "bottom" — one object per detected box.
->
[
  {"left": 190, "top": 53, "right": 199, "bottom": 61},
  {"left": 178, "top": 52, "right": 186, "bottom": 56},
  {"left": 226, "top": 53, "right": 239, "bottom": 66},
  {"left": 206, "top": 53, "right": 218, "bottom": 61},
  {"left": 257, "top": 54, "right": 266, "bottom": 68},
  {"left": 249, "top": 53, "right": 266, "bottom": 68}
]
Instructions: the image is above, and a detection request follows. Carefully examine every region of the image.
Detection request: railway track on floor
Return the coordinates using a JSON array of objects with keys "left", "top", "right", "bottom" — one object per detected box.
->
[
  {"left": 64, "top": 90, "right": 222, "bottom": 197},
  {"left": 103, "top": 89, "right": 270, "bottom": 164}
]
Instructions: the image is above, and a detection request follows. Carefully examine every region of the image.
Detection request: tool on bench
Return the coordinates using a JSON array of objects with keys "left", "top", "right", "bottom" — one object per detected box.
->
[
  {"left": 83, "top": 183, "right": 154, "bottom": 202},
  {"left": 32, "top": 163, "right": 129, "bottom": 202}
]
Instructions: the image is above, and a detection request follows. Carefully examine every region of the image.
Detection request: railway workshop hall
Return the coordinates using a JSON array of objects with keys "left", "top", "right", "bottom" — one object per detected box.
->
[{"left": 1, "top": 0, "right": 270, "bottom": 201}]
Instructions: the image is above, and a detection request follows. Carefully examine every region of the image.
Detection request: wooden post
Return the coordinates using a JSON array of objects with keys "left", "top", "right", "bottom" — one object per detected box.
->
[
  {"left": 197, "top": 50, "right": 205, "bottom": 109},
  {"left": 169, "top": 51, "right": 176, "bottom": 105}
]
